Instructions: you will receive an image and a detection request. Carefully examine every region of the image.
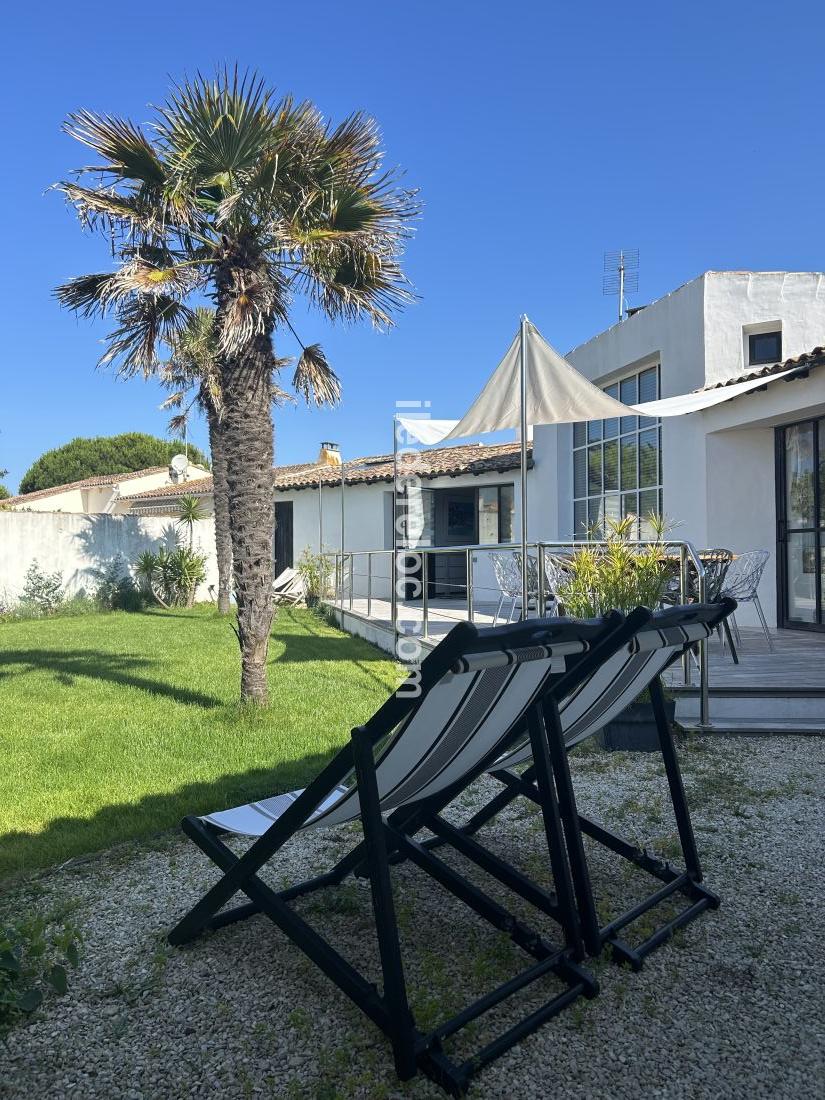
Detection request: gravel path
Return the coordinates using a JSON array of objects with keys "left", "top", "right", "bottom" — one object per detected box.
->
[{"left": 2, "top": 735, "right": 823, "bottom": 1099}]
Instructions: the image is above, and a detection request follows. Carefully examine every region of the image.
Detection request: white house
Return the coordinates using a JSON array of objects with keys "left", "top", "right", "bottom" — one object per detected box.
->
[
  {"left": 533, "top": 271, "right": 825, "bottom": 630},
  {"left": 5, "top": 458, "right": 210, "bottom": 514},
  {"left": 102, "top": 270, "right": 825, "bottom": 635},
  {"left": 125, "top": 441, "right": 530, "bottom": 604}
]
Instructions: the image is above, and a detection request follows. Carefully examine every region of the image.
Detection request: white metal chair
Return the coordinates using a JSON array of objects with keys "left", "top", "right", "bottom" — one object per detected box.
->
[
  {"left": 490, "top": 551, "right": 523, "bottom": 623},
  {"left": 720, "top": 549, "right": 773, "bottom": 651}
]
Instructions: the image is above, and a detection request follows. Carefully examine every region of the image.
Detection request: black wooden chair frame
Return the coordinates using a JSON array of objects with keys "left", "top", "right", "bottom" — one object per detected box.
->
[
  {"left": 168, "top": 613, "right": 649, "bottom": 1096},
  {"left": 438, "top": 600, "right": 735, "bottom": 972}
]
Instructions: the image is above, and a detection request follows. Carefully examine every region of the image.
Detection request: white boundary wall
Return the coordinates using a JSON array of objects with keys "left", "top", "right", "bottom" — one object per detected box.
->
[{"left": 0, "top": 512, "right": 218, "bottom": 604}]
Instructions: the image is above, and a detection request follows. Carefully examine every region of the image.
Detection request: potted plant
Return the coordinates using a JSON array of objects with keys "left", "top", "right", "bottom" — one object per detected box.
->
[
  {"left": 297, "top": 548, "right": 333, "bottom": 609},
  {"left": 556, "top": 514, "right": 674, "bottom": 751}
]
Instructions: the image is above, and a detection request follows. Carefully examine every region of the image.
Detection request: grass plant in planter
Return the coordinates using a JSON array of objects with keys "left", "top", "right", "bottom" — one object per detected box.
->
[
  {"left": 556, "top": 514, "right": 673, "bottom": 751},
  {"left": 296, "top": 548, "right": 334, "bottom": 609}
]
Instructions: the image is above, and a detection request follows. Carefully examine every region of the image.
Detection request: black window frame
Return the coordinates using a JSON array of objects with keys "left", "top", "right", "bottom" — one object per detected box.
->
[{"left": 748, "top": 330, "right": 782, "bottom": 367}]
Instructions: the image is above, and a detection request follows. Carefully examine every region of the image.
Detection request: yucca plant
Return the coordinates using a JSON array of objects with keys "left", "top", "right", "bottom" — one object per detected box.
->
[
  {"left": 55, "top": 68, "right": 418, "bottom": 703},
  {"left": 557, "top": 514, "right": 670, "bottom": 618},
  {"left": 135, "top": 545, "right": 206, "bottom": 608},
  {"left": 177, "top": 492, "right": 206, "bottom": 550}
]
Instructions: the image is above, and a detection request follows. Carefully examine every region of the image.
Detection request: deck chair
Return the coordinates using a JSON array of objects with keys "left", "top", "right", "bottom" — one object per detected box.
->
[
  {"left": 441, "top": 599, "right": 737, "bottom": 972},
  {"left": 168, "top": 612, "right": 638, "bottom": 1095},
  {"left": 272, "top": 567, "right": 304, "bottom": 605}
]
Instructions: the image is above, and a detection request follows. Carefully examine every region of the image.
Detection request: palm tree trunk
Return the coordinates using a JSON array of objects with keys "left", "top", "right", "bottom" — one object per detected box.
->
[
  {"left": 216, "top": 246, "right": 275, "bottom": 704},
  {"left": 207, "top": 406, "right": 233, "bottom": 615}
]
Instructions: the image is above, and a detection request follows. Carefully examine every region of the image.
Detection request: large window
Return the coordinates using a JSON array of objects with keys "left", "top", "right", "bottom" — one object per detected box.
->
[
  {"left": 573, "top": 364, "right": 662, "bottom": 539},
  {"left": 478, "top": 484, "right": 515, "bottom": 544}
]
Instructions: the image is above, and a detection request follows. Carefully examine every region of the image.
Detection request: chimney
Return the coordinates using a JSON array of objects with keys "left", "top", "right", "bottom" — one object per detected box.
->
[{"left": 317, "top": 441, "right": 342, "bottom": 467}]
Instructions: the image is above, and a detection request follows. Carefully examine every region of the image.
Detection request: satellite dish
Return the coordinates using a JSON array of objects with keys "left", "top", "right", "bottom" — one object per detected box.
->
[{"left": 170, "top": 454, "right": 189, "bottom": 482}]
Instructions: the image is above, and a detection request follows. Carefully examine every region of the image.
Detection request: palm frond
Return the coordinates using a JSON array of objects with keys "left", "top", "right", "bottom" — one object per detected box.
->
[
  {"left": 64, "top": 110, "right": 166, "bottom": 184},
  {"left": 168, "top": 411, "right": 190, "bottom": 436},
  {"left": 160, "top": 389, "right": 186, "bottom": 410},
  {"left": 54, "top": 272, "right": 121, "bottom": 318},
  {"left": 271, "top": 381, "right": 297, "bottom": 407},
  {"left": 292, "top": 343, "right": 341, "bottom": 406},
  {"left": 100, "top": 295, "right": 191, "bottom": 377},
  {"left": 56, "top": 181, "right": 159, "bottom": 236}
]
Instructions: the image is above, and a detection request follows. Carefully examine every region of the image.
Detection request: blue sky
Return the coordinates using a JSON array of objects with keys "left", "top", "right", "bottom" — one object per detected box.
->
[{"left": 3, "top": 0, "right": 823, "bottom": 491}]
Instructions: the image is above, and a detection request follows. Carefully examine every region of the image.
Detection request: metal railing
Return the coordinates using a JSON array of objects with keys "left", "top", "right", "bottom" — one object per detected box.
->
[{"left": 330, "top": 539, "right": 710, "bottom": 725}]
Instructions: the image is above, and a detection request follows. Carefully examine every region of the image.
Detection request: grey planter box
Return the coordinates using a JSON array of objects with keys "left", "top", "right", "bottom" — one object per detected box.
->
[{"left": 598, "top": 698, "right": 676, "bottom": 752}]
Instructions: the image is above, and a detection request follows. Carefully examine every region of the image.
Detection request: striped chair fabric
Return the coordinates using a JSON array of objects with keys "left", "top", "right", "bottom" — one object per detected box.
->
[
  {"left": 495, "top": 617, "right": 713, "bottom": 765},
  {"left": 203, "top": 635, "right": 594, "bottom": 837}
]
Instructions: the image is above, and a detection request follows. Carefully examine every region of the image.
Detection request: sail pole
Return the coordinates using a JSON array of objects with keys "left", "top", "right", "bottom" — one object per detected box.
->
[
  {"left": 519, "top": 315, "right": 529, "bottom": 620},
  {"left": 391, "top": 415, "right": 398, "bottom": 649}
]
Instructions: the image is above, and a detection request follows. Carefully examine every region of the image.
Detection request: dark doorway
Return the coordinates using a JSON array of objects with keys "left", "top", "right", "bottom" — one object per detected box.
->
[
  {"left": 274, "top": 501, "right": 294, "bottom": 579},
  {"left": 776, "top": 419, "right": 824, "bottom": 631},
  {"left": 431, "top": 487, "right": 478, "bottom": 598}
]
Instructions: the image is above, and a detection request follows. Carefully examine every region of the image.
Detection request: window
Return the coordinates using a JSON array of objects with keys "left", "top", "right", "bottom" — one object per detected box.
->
[
  {"left": 748, "top": 330, "right": 782, "bottom": 366},
  {"left": 573, "top": 364, "right": 662, "bottom": 539},
  {"left": 478, "top": 484, "right": 515, "bottom": 544}
]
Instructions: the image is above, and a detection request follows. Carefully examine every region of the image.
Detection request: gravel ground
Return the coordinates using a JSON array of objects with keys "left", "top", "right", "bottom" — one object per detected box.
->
[{"left": 2, "top": 734, "right": 823, "bottom": 1100}]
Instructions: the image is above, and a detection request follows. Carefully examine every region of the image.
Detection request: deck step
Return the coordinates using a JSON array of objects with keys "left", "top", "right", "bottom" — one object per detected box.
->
[{"left": 676, "top": 718, "right": 825, "bottom": 736}]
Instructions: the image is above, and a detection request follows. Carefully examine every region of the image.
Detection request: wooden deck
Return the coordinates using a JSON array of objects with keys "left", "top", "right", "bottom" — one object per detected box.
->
[{"left": 330, "top": 595, "right": 825, "bottom": 695}]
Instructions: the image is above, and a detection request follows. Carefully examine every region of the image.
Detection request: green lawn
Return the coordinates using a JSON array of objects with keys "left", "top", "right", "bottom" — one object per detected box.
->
[{"left": 0, "top": 606, "right": 399, "bottom": 880}]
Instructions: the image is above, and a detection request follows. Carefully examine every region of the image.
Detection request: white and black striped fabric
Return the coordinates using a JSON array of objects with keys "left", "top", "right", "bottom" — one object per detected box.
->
[
  {"left": 202, "top": 639, "right": 589, "bottom": 838},
  {"left": 494, "top": 620, "right": 712, "bottom": 769}
]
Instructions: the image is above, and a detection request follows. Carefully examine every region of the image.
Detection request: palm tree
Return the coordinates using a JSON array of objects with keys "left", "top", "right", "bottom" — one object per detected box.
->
[
  {"left": 55, "top": 69, "right": 418, "bottom": 703},
  {"left": 161, "top": 308, "right": 232, "bottom": 613},
  {"left": 162, "top": 307, "right": 294, "bottom": 615}
]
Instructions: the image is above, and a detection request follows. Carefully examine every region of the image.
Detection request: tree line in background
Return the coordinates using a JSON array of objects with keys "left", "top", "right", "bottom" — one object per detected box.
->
[
  {"left": 17, "top": 433, "right": 210, "bottom": 495},
  {"left": 55, "top": 67, "right": 417, "bottom": 703}
]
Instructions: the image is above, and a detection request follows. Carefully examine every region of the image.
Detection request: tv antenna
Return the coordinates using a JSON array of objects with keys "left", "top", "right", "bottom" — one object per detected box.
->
[{"left": 603, "top": 249, "right": 639, "bottom": 322}]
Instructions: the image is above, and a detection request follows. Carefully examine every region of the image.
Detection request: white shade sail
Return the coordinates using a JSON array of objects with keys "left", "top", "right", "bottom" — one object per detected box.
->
[{"left": 396, "top": 322, "right": 800, "bottom": 445}]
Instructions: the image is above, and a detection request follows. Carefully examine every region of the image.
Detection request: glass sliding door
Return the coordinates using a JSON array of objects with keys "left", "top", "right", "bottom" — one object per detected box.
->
[{"left": 777, "top": 419, "right": 824, "bottom": 630}]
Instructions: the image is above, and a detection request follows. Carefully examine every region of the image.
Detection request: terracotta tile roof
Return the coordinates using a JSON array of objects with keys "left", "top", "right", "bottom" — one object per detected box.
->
[
  {"left": 123, "top": 441, "right": 531, "bottom": 503},
  {"left": 6, "top": 466, "right": 172, "bottom": 505},
  {"left": 700, "top": 345, "right": 825, "bottom": 391},
  {"left": 120, "top": 476, "right": 215, "bottom": 502},
  {"left": 278, "top": 441, "right": 531, "bottom": 490}
]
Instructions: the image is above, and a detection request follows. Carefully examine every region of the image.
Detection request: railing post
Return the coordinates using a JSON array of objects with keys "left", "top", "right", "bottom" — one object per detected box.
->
[
  {"left": 348, "top": 553, "right": 353, "bottom": 610},
  {"left": 538, "top": 543, "right": 546, "bottom": 617},
  {"left": 680, "top": 544, "right": 691, "bottom": 686},
  {"left": 466, "top": 548, "right": 474, "bottom": 623},
  {"left": 390, "top": 549, "right": 398, "bottom": 646},
  {"left": 367, "top": 552, "right": 372, "bottom": 618},
  {"left": 697, "top": 560, "right": 710, "bottom": 726},
  {"left": 421, "top": 551, "right": 429, "bottom": 640}
]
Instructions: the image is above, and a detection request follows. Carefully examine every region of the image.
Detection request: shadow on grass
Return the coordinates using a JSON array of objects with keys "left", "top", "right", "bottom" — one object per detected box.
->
[
  {"left": 0, "top": 650, "right": 223, "bottom": 708},
  {"left": 0, "top": 750, "right": 338, "bottom": 884}
]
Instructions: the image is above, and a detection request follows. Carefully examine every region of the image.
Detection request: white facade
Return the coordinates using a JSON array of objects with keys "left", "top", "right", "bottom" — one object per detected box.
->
[
  {"left": 7, "top": 463, "right": 210, "bottom": 514},
  {"left": 0, "top": 512, "right": 218, "bottom": 605},
  {"left": 532, "top": 272, "right": 825, "bottom": 627}
]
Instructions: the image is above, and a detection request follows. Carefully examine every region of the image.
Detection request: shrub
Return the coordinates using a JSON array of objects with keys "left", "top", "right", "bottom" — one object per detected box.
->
[
  {"left": 296, "top": 547, "right": 334, "bottom": 603},
  {"left": 20, "top": 561, "right": 64, "bottom": 615},
  {"left": 92, "top": 556, "right": 145, "bottom": 612},
  {"left": 0, "top": 916, "right": 80, "bottom": 1038},
  {"left": 556, "top": 514, "right": 669, "bottom": 618},
  {"left": 0, "top": 484, "right": 10, "bottom": 500},
  {"left": 135, "top": 545, "right": 207, "bottom": 608}
]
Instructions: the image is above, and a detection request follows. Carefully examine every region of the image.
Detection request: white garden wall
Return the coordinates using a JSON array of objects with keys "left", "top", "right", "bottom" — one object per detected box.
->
[{"left": 0, "top": 512, "right": 218, "bottom": 604}]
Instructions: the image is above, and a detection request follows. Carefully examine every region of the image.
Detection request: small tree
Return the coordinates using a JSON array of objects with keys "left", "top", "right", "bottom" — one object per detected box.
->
[{"left": 177, "top": 494, "right": 206, "bottom": 550}]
